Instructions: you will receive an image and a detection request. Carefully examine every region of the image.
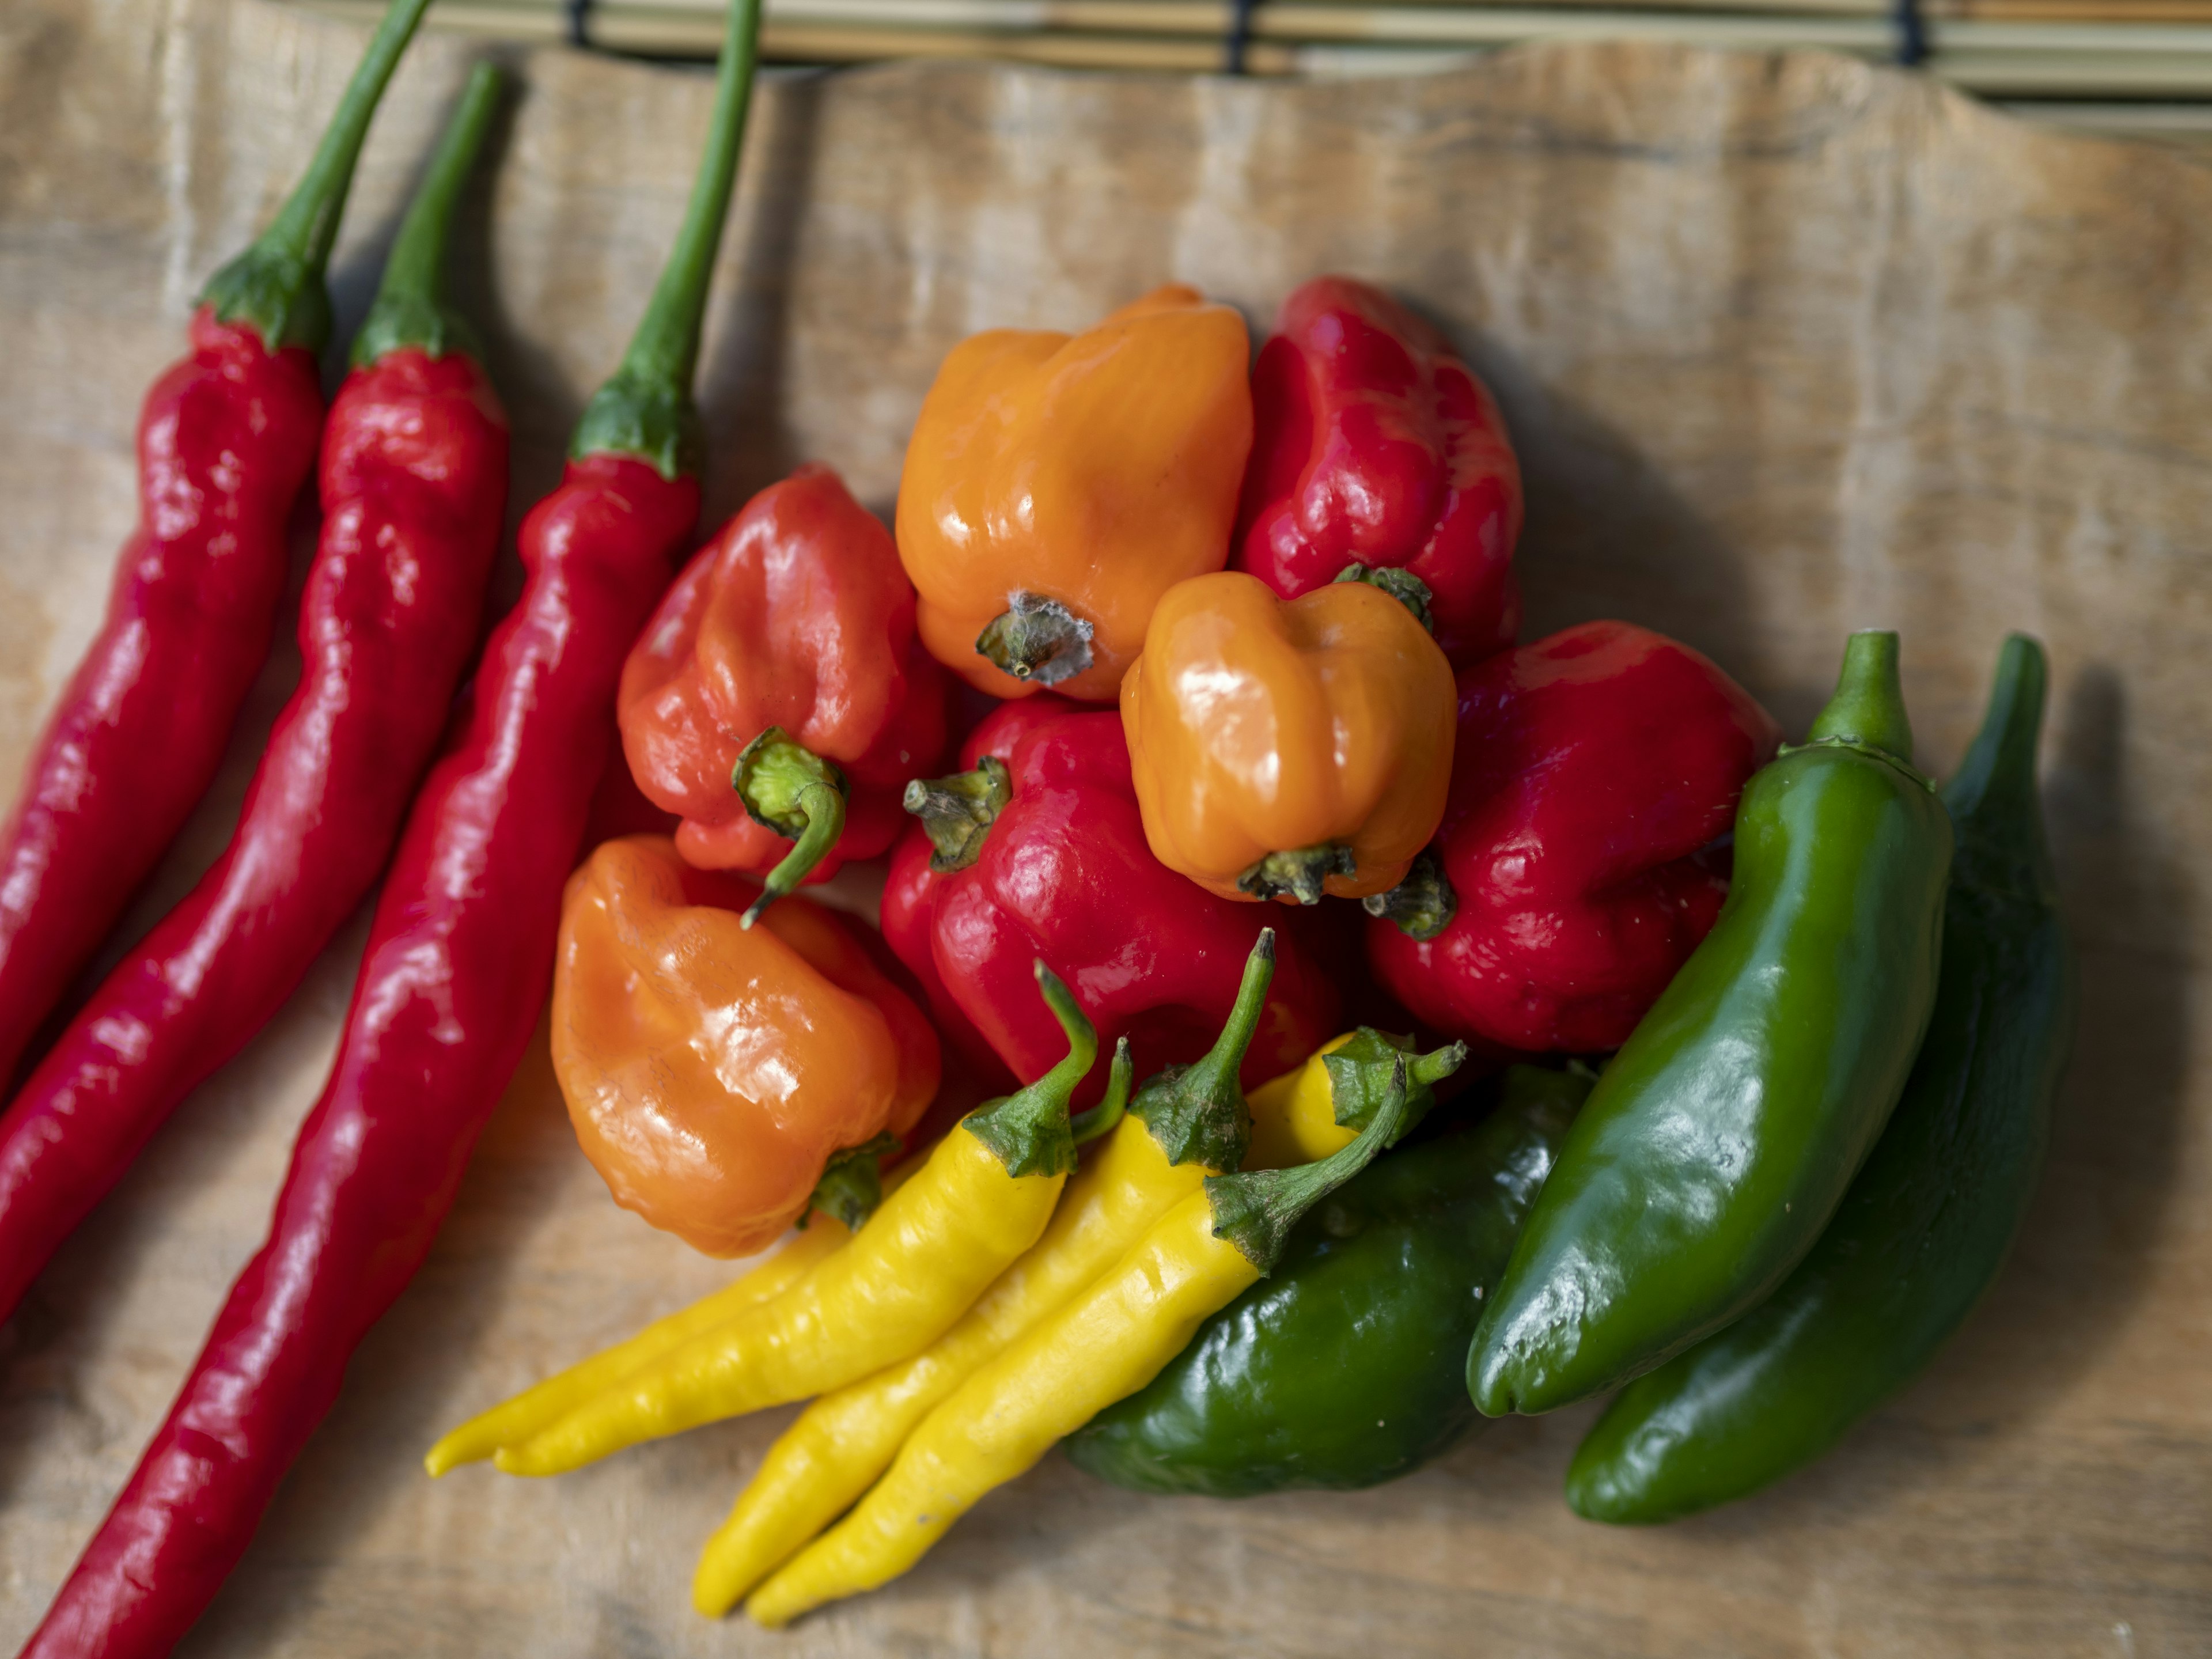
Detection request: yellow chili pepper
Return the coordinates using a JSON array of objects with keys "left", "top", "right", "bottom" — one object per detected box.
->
[
  {"left": 487, "top": 962, "right": 1099, "bottom": 1479},
  {"left": 694, "top": 931, "right": 1283, "bottom": 1615},
  {"left": 744, "top": 1059, "right": 1415, "bottom": 1628},
  {"left": 1244, "top": 1028, "right": 1472, "bottom": 1169}
]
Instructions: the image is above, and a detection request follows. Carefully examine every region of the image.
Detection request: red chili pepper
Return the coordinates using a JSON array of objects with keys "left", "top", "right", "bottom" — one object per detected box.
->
[
  {"left": 882, "top": 701, "right": 1341, "bottom": 1104},
  {"left": 0, "top": 65, "right": 508, "bottom": 1329},
  {"left": 618, "top": 462, "right": 948, "bottom": 923},
  {"left": 1233, "top": 275, "right": 1524, "bottom": 668},
  {"left": 19, "top": 5, "right": 763, "bottom": 1649},
  {"left": 1365, "top": 620, "right": 1782, "bottom": 1055},
  {"left": 0, "top": 0, "right": 433, "bottom": 1088}
]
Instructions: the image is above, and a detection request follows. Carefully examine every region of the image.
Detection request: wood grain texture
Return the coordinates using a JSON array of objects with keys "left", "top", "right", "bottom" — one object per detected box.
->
[{"left": 0, "top": 3, "right": 2207, "bottom": 1653}]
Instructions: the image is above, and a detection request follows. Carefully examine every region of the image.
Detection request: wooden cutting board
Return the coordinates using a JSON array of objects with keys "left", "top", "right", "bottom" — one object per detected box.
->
[{"left": 1, "top": 3, "right": 2206, "bottom": 1652}]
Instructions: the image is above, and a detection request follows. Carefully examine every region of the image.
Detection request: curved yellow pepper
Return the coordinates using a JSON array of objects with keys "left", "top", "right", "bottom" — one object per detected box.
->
[
  {"left": 1122, "top": 570, "right": 1457, "bottom": 904},
  {"left": 693, "top": 933, "right": 1280, "bottom": 1614},
  {"left": 485, "top": 963, "right": 1099, "bottom": 1480},
  {"left": 744, "top": 1062, "right": 1415, "bottom": 1628},
  {"left": 1242, "top": 1031, "right": 1359, "bottom": 1169},
  {"left": 895, "top": 285, "right": 1252, "bottom": 703}
]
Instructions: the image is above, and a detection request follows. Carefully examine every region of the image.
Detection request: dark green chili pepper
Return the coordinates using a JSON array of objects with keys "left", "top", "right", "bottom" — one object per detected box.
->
[
  {"left": 1468, "top": 631, "right": 1953, "bottom": 1416},
  {"left": 1063, "top": 1066, "right": 1588, "bottom": 1498},
  {"left": 1565, "top": 634, "right": 2073, "bottom": 1522}
]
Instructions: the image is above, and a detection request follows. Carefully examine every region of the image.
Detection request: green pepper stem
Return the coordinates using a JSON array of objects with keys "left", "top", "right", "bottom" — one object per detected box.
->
[
  {"left": 903, "top": 756, "right": 1012, "bottom": 874},
  {"left": 1129, "top": 930, "right": 1275, "bottom": 1172},
  {"left": 1334, "top": 563, "right": 1436, "bottom": 632},
  {"left": 351, "top": 62, "right": 503, "bottom": 370},
  {"left": 802, "top": 1132, "right": 899, "bottom": 1233},
  {"left": 732, "top": 727, "right": 849, "bottom": 929},
  {"left": 201, "top": 0, "right": 436, "bottom": 354},
  {"left": 1070, "top": 1037, "right": 1133, "bottom": 1146},
  {"left": 1805, "top": 630, "right": 1916, "bottom": 765},
  {"left": 1361, "top": 851, "right": 1457, "bottom": 941},
  {"left": 1941, "top": 633, "right": 2058, "bottom": 902},
  {"left": 1321, "top": 1028, "right": 1466, "bottom": 1139},
  {"left": 1205, "top": 1056, "right": 1411, "bottom": 1273},
  {"left": 570, "top": 0, "right": 763, "bottom": 475},
  {"left": 961, "top": 962, "right": 1098, "bottom": 1179}
]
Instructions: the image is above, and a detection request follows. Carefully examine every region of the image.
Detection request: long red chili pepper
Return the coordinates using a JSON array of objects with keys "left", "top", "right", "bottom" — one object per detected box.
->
[
  {"left": 19, "top": 2, "right": 762, "bottom": 1650},
  {"left": 0, "top": 65, "right": 509, "bottom": 1330},
  {"left": 0, "top": 0, "right": 433, "bottom": 1089}
]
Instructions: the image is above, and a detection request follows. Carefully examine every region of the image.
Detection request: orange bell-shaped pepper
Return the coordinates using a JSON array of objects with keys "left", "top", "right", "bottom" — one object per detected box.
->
[
  {"left": 551, "top": 835, "right": 941, "bottom": 1258},
  {"left": 895, "top": 285, "right": 1252, "bottom": 702},
  {"left": 1122, "top": 571, "right": 1456, "bottom": 904}
]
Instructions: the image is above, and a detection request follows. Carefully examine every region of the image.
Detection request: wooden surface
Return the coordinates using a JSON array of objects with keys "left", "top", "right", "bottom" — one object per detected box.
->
[{"left": 2, "top": 3, "right": 2209, "bottom": 1653}]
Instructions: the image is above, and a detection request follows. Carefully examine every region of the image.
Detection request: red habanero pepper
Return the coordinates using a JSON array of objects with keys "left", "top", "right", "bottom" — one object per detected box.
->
[
  {"left": 0, "top": 67, "right": 509, "bottom": 1328},
  {"left": 1234, "top": 276, "right": 1524, "bottom": 668},
  {"left": 882, "top": 702, "right": 1340, "bottom": 1105},
  {"left": 1364, "top": 621, "right": 1781, "bottom": 1055},
  {"left": 619, "top": 463, "right": 949, "bottom": 923},
  {"left": 19, "top": 5, "right": 764, "bottom": 1651},
  {"left": 0, "top": 0, "right": 433, "bottom": 1086}
]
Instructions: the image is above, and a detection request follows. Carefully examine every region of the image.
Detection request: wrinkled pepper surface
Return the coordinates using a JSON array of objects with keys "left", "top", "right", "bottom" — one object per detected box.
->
[
  {"left": 1067, "top": 1063, "right": 1587, "bottom": 1497},
  {"left": 1469, "top": 632, "right": 1953, "bottom": 1416},
  {"left": 895, "top": 285, "right": 1251, "bottom": 701},
  {"left": 1568, "top": 635, "right": 2074, "bottom": 1523},
  {"left": 619, "top": 463, "right": 948, "bottom": 920},
  {"left": 1122, "top": 570, "right": 1456, "bottom": 904},
  {"left": 1367, "top": 620, "right": 1781, "bottom": 1054},
  {"left": 1236, "top": 275, "right": 1524, "bottom": 668},
  {"left": 884, "top": 700, "right": 1340, "bottom": 1100},
  {"left": 550, "top": 835, "right": 940, "bottom": 1258}
]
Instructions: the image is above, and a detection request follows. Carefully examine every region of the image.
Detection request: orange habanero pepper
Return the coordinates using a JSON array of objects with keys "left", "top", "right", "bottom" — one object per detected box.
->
[
  {"left": 551, "top": 835, "right": 941, "bottom": 1257},
  {"left": 895, "top": 286, "right": 1252, "bottom": 703},
  {"left": 1122, "top": 571, "right": 1456, "bottom": 906}
]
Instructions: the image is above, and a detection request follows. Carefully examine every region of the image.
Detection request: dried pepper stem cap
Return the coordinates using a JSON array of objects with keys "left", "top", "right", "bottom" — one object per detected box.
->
[
  {"left": 1205, "top": 1056, "right": 1412, "bottom": 1273},
  {"left": 1129, "top": 930, "right": 1276, "bottom": 1172},
  {"left": 961, "top": 962, "right": 1099, "bottom": 1179},
  {"left": 976, "top": 591, "right": 1096, "bottom": 687},
  {"left": 570, "top": 0, "right": 763, "bottom": 477},
  {"left": 202, "top": 0, "right": 437, "bottom": 354},
  {"left": 903, "top": 755, "right": 1012, "bottom": 873},
  {"left": 733, "top": 727, "right": 848, "bottom": 929},
  {"left": 1363, "top": 850, "right": 1457, "bottom": 941},
  {"left": 351, "top": 62, "right": 503, "bottom": 370}
]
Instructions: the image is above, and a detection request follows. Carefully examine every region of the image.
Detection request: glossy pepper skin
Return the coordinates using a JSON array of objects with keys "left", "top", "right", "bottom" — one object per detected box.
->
[
  {"left": 1122, "top": 570, "right": 1456, "bottom": 904},
  {"left": 1567, "top": 636, "right": 2074, "bottom": 1524},
  {"left": 1235, "top": 276, "right": 1524, "bottom": 668},
  {"left": 551, "top": 834, "right": 938, "bottom": 1258},
  {"left": 1468, "top": 632, "right": 1954, "bottom": 1419},
  {"left": 619, "top": 463, "right": 948, "bottom": 906},
  {"left": 745, "top": 1063, "right": 1415, "bottom": 1627},
  {"left": 1067, "top": 1064, "right": 1587, "bottom": 1497},
  {"left": 486, "top": 964, "right": 1101, "bottom": 1479},
  {"left": 21, "top": 3, "right": 764, "bottom": 1648},
  {"left": 883, "top": 700, "right": 1340, "bottom": 1102},
  {"left": 0, "top": 67, "right": 510, "bottom": 1330},
  {"left": 895, "top": 285, "right": 1252, "bottom": 702},
  {"left": 0, "top": 0, "right": 438, "bottom": 1085},
  {"left": 1366, "top": 621, "right": 1781, "bottom": 1055}
]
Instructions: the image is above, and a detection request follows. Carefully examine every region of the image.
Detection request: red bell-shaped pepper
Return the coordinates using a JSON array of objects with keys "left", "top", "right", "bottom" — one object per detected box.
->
[
  {"left": 1365, "top": 621, "right": 1781, "bottom": 1054},
  {"left": 619, "top": 463, "right": 949, "bottom": 922},
  {"left": 883, "top": 701, "right": 1340, "bottom": 1103},
  {"left": 1234, "top": 275, "right": 1524, "bottom": 668}
]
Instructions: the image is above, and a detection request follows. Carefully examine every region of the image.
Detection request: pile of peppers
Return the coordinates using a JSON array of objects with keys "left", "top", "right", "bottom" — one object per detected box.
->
[{"left": 0, "top": 1, "right": 2076, "bottom": 1637}]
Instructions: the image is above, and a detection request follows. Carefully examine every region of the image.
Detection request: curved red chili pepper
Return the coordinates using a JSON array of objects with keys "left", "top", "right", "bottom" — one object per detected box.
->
[
  {"left": 0, "top": 65, "right": 509, "bottom": 1329},
  {"left": 20, "top": 1, "right": 764, "bottom": 1645},
  {"left": 618, "top": 461, "right": 948, "bottom": 916},
  {"left": 882, "top": 701, "right": 1341, "bottom": 1105},
  {"left": 1233, "top": 275, "right": 1524, "bottom": 667},
  {"left": 1366, "top": 620, "right": 1781, "bottom": 1055},
  {"left": 0, "top": 0, "right": 434, "bottom": 1087}
]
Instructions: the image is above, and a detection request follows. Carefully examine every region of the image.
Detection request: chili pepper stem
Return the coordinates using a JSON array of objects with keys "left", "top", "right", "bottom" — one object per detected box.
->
[
  {"left": 1321, "top": 1030, "right": 1469, "bottom": 1141},
  {"left": 733, "top": 728, "right": 849, "bottom": 927},
  {"left": 1207, "top": 1056, "right": 1410, "bottom": 1273},
  {"left": 804, "top": 1133, "right": 900, "bottom": 1232},
  {"left": 350, "top": 63, "right": 502, "bottom": 370},
  {"left": 903, "top": 755, "right": 1011, "bottom": 873},
  {"left": 976, "top": 590, "right": 1096, "bottom": 686},
  {"left": 1070, "top": 1036, "right": 1134, "bottom": 1146},
  {"left": 1362, "top": 850, "right": 1457, "bottom": 941},
  {"left": 1238, "top": 842, "right": 1356, "bottom": 906},
  {"left": 202, "top": 0, "right": 437, "bottom": 354},
  {"left": 1129, "top": 930, "right": 1275, "bottom": 1171},
  {"left": 1797, "top": 630, "right": 1919, "bottom": 769},
  {"left": 570, "top": 0, "right": 762, "bottom": 475},
  {"left": 961, "top": 963, "right": 1098, "bottom": 1179},
  {"left": 1334, "top": 562, "right": 1437, "bottom": 632}
]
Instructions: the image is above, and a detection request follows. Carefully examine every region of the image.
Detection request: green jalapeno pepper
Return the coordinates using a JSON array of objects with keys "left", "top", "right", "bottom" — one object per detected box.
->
[
  {"left": 1469, "top": 631, "right": 1954, "bottom": 1416},
  {"left": 1062, "top": 1065, "right": 1588, "bottom": 1498},
  {"left": 1565, "top": 634, "right": 2074, "bottom": 1522}
]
